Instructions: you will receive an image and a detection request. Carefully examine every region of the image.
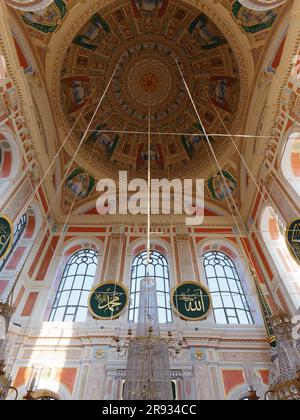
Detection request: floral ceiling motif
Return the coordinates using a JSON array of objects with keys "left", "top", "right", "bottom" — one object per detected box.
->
[{"left": 58, "top": 0, "right": 244, "bottom": 179}]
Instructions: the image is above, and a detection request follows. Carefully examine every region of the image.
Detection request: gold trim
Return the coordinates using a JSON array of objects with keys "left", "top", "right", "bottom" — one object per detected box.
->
[
  {"left": 88, "top": 281, "right": 128, "bottom": 320},
  {"left": 285, "top": 218, "right": 300, "bottom": 266},
  {"left": 171, "top": 281, "right": 212, "bottom": 321},
  {"left": 0, "top": 215, "right": 13, "bottom": 261}
]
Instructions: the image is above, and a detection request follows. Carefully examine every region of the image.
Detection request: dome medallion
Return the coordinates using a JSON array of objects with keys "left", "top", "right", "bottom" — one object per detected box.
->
[{"left": 112, "top": 41, "right": 189, "bottom": 127}]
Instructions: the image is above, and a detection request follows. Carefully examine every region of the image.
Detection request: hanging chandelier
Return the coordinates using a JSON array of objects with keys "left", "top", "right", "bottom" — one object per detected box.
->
[
  {"left": 265, "top": 310, "right": 300, "bottom": 400},
  {"left": 0, "top": 361, "right": 18, "bottom": 400},
  {"left": 0, "top": 291, "right": 17, "bottom": 400},
  {"left": 123, "top": 277, "right": 173, "bottom": 400}
]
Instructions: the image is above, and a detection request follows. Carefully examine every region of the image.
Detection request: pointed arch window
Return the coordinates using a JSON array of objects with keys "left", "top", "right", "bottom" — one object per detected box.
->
[
  {"left": 129, "top": 250, "right": 172, "bottom": 324},
  {"left": 49, "top": 249, "right": 98, "bottom": 322},
  {"left": 0, "top": 213, "right": 27, "bottom": 272},
  {"left": 203, "top": 251, "right": 254, "bottom": 325}
]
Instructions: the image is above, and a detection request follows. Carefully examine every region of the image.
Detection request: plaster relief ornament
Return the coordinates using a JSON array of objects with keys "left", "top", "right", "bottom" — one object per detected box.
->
[
  {"left": 193, "top": 349, "right": 205, "bottom": 361},
  {"left": 56, "top": 0, "right": 246, "bottom": 180},
  {"left": 95, "top": 349, "right": 106, "bottom": 360}
]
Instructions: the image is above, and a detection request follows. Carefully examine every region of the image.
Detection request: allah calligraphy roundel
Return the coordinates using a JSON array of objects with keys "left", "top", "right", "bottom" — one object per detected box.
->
[
  {"left": 88, "top": 282, "right": 128, "bottom": 320},
  {"left": 172, "top": 281, "right": 212, "bottom": 321},
  {"left": 286, "top": 219, "right": 300, "bottom": 265},
  {"left": 0, "top": 215, "right": 13, "bottom": 260}
]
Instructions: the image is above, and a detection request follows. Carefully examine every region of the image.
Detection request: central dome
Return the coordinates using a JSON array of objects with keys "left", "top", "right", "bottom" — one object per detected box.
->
[
  {"left": 59, "top": 0, "right": 244, "bottom": 179},
  {"left": 112, "top": 40, "right": 188, "bottom": 126}
]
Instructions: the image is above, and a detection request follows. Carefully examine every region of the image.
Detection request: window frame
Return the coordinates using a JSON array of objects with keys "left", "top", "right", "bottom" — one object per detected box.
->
[
  {"left": 128, "top": 250, "right": 172, "bottom": 324},
  {"left": 49, "top": 248, "right": 98, "bottom": 323},
  {"left": 202, "top": 250, "right": 254, "bottom": 325}
]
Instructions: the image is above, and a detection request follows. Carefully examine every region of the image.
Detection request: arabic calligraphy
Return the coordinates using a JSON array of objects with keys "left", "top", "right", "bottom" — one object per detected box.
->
[
  {"left": 286, "top": 220, "right": 300, "bottom": 264},
  {"left": 88, "top": 282, "right": 128, "bottom": 320},
  {"left": 291, "top": 222, "right": 300, "bottom": 243},
  {"left": 0, "top": 216, "right": 13, "bottom": 259},
  {"left": 172, "top": 282, "right": 212, "bottom": 320},
  {"left": 179, "top": 288, "right": 205, "bottom": 312},
  {"left": 95, "top": 288, "right": 121, "bottom": 313}
]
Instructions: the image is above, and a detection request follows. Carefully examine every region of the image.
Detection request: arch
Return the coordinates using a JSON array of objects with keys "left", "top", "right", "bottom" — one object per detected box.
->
[
  {"left": 0, "top": 128, "right": 21, "bottom": 178},
  {"left": 10, "top": 381, "right": 71, "bottom": 401},
  {"left": 280, "top": 130, "right": 300, "bottom": 199},
  {"left": 128, "top": 237, "right": 171, "bottom": 259},
  {"left": 260, "top": 205, "right": 300, "bottom": 310},
  {"left": 43, "top": 237, "right": 103, "bottom": 321},
  {"left": 48, "top": 247, "right": 99, "bottom": 322},
  {"left": 128, "top": 249, "right": 172, "bottom": 324},
  {"left": 30, "top": 389, "right": 62, "bottom": 400},
  {"left": 202, "top": 250, "right": 254, "bottom": 325},
  {"left": 197, "top": 239, "right": 261, "bottom": 325},
  {"left": 0, "top": 55, "right": 7, "bottom": 81},
  {"left": 226, "top": 384, "right": 249, "bottom": 401},
  {"left": 0, "top": 127, "right": 22, "bottom": 203}
]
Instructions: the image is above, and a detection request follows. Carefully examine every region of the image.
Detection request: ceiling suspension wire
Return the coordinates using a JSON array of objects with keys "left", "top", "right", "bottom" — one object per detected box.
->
[
  {"left": 147, "top": 100, "right": 151, "bottom": 271},
  {"left": 2, "top": 55, "right": 123, "bottom": 229},
  {"left": 0, "top": 57, "right": 123, "bottom": 330},
  {"left": 203, "top": 89, "right": 295, "bottom": 230},
  {"left": 174, "top": 56, "right": 282, "bottom": 310},
  {"left": 53, "top": 127, "right": 281, "bottom": 140}
]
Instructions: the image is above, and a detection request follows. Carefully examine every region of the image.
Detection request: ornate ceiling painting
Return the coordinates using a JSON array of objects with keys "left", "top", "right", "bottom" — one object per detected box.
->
[
  {"left": 5, "top": 0, "right": 56, "bottom": 12},
  {"left": 57, "top": 0, "right": 247, "bottom": 187},
  {"left": 12, "top": 0, "right": 287, "bottom": 215}
]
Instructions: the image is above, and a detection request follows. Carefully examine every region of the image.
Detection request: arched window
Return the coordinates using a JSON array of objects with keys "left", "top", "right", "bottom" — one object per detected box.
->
[
  {"left": 0, "top": 213, "right": 27, "bottom": 272},
  {"left": 261, "top": 205, "right": 300, "bottom": 309},
  {"left": 0, "top": 133, "right": 21, "bottom": 201},
  {"left": 129, "top": 250, "right": 172, "bottom": 324},
  {"left": 281, "top": 131, "right": 300, "bottom": 199},
  {"left": 0, "top": 55, "right": 6, "bottom": 81},
  {"left": 49, "top": 249, "right": 98, "bottom": 322},
  {"left": 203, "top": 251, "right": 254, "bottom": 325}
]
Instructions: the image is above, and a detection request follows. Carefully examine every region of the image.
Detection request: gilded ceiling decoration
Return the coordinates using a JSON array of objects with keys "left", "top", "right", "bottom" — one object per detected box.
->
[{"left": 57, "top": 0, "right": 246, "bottom": 180}]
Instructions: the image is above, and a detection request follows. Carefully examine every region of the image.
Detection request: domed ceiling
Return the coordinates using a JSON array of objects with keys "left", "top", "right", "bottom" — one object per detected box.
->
[{"left": 58, "top": 0, "right": 247, "bottom": 179}]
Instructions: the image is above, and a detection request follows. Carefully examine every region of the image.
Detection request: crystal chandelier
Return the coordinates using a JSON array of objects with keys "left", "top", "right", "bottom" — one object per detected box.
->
[
  {"left": 123, "top": 277, "right": 173, "bottom": 400},
  {"left": 0, "top": 288, "right": 17, "bottom": 400},
  {"left": 265, "top": 310, "right": 300, "bottom": 400},
  {"left": 246, "top": 269, "right": 300, "bottom": 400}
]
